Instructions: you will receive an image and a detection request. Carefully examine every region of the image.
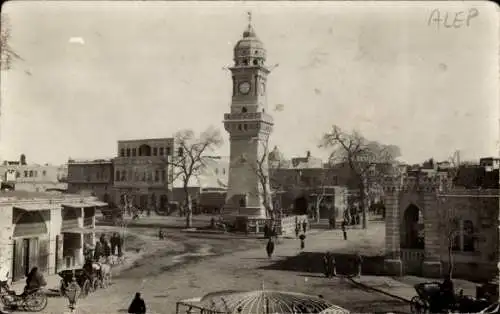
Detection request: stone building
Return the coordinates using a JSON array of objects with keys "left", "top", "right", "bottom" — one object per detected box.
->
[
  {"left": 383, "top": 168, "right": 500, "bottom": 281},
  {"left": 67, "top": 159, "right": 114, "bottom": 205},
  {"left": 0, "top": 191, "right": 105, "bottom": 282},
  {"left": 223, "top": 16, "right": 275, "bottom": 221},
  {"left": 113, "top": 137, "right": 175, "bottom": 213},
  {"left": 0, "top": 162, "right": 68, "bottom": 192}
]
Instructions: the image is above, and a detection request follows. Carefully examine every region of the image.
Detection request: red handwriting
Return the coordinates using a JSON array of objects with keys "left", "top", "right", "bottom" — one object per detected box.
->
[{"left": 428, "top": 8, "right": 479, "bottom": 29}]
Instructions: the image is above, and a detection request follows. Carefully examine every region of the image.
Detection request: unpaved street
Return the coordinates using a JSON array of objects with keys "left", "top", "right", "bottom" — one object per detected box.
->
[{"left": 22, "top": 225, "right": 410, "bottom": 314}]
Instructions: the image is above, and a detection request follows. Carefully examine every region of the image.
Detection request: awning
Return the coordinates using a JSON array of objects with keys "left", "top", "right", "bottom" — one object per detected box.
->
[
  {"left": 62, "top": 227, "right": 95, "bottom": 234},
  {"left": 62, "top": 201, "right": 108, "bottom": 208},
  {"left": 14, "top": 203, "right": 61, "bottom": 211}
]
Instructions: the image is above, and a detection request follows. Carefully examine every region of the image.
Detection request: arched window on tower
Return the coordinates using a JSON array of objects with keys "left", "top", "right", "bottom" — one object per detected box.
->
[
  {"left": 253, "top": 59, "right": 258, "bottom": 65},
  {"left": 243, "top": 59, "right": 249, "bottom": 66},
  {"left": 241, "top": 107, "right": 247, "bottom": 113}
]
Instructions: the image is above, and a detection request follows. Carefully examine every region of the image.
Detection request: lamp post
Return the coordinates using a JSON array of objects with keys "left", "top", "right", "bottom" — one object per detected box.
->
[{"left": 66, "top": 270, "right": 81, "bottom": 313}]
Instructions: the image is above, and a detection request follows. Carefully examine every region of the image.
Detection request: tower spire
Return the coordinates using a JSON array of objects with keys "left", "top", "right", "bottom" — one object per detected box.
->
[{"left": 247, "top": 11, "right": 252, "bottom": 26}]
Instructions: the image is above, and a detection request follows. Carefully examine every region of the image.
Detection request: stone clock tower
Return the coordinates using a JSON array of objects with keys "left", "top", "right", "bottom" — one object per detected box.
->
[{"left": 223, "top": 14, "right": 274, "bottom": 221}]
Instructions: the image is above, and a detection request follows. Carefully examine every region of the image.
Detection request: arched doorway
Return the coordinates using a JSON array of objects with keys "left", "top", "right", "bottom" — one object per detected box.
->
[
  {"left": 401, "top": 204, "right": 424, "bottom": 249},
  {"left": 294, "top": 196, "right": 308, "bottom": 215},
  {"left": 138, "top": 144, "right": 152, "bottom": 156}
]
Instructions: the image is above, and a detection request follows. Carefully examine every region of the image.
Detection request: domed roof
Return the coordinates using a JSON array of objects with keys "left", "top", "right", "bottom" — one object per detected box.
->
[
  {"left": 268, "top": 146, "right": 282, "bottom": 162},
  {"left": 194, "top": 289, "right": 349, "bottom": 314},
  {"left": 234, "top": 24, "right": 264, "bottom": 51}
]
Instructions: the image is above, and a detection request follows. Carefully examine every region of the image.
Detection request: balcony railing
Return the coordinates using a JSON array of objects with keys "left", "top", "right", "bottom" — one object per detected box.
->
[
  {"left": 83, "top": 217, "right": 94, "bottom": 228},
  {"left": 61, "top": 219, "right": 79, "bottom": 231}
]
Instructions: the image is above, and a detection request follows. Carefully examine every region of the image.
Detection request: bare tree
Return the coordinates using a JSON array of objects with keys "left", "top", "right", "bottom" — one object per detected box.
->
[
  {"left": 240, "top": 133, "right": 276, "bottom": 221},
  {"left": 170, "top": 127, "right": 223, "bottom": 228},
  {"left": 1, "top": 15, "right": 22, "bottom": 71},
  {"left": 436, "top": 201, "right": 460, "bottom": 279},
  {"left": 319, "top": 125, "right": 400, "bottom": 229}
]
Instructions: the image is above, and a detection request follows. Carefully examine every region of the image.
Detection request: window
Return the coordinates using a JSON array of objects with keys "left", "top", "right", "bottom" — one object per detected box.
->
[
  {"left": 222, "top": 168, "right": 226, "bottom": 175},
  {"left": 453, "top": 219, "right": 476, "bottom": 252},
  {"left": 159, "top": 147, "right": 164, "bottom": 156},
  {"left": 42, "top": 170, "right": 46, "bottom": 176},
  {"left": 132, "top": 148, "right": 137, "bottom": 157},
  {"left": 155, "top": 170, "right": 160, "bottom": 182},
  {"left": 178, "top": 147, "right": 183, "bottom": 157},
  {"left": 242, "top": 107, "right": 248, "bottom": 113},
  {"left": 24, "top": 171, "right": 28, "bottom": 177},
  {"left": 128, "top": 170, "right": 133, "bottom": 181},
  {"left": 166, "top": 147, "right": 171, "bottom": 156},
  {"left": 147, "top": 172, "right": 152, "bottom": 182},
  {"left": 120, "top": 149, "right": 125, "bottom": 157},
  {"left": 243, "top": 124, "right": 248, "bottom": 130},
  {"left": 238, "top": 124, "right": 242, "bottom": 131},
  {"left": 29, "top": 170, "right": 33, "bottom": 177},
  {"left": 153, "top": 147, "right": 158, "bottom": 156},
  {"left": 215, "top": 168, "right": 219, "bottom": 175},
  {"left": 115, "top": 170, "right": 120, "bottom": 181},
  {"left": 253, "top": 59, "right": 258, "bottom": 65},
  {"left": 126, "top": 149, "right": 131, "bottom": 157},
  {"left": 16, "top": 171, "right": 20, "bottom": 178},
  {"left": 161, "top": 170, "right": 166, "bottom": 182},
  {"left": 121, "top": 170, "right": 126, "bottom": 181}
]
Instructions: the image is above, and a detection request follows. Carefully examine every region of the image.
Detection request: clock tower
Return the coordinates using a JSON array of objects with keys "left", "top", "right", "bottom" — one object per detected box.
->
[{"left": 223, "top": 13, "right": 274, "bottom": 221}]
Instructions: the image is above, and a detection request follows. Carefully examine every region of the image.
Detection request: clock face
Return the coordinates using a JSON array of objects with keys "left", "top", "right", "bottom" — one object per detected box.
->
[
  {"left": 260, "top": 82, "right": 266, "bottom": 96},
  {"left": 239, "top": 82, "right": 251, "bottom": 95}
]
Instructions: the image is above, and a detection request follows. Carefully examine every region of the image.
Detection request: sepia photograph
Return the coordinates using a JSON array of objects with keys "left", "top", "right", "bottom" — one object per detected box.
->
[{"left": 0, "top": 1, "right": 498, "bottom": 313}]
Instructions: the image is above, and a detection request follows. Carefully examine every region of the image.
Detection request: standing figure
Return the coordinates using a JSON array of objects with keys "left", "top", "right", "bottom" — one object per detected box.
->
[
  {"left": 323, "top": 252, "right": 331, "bottom": 277},
  {"left": 266, "top": 238, "right": 275, "bottom": 258},
  {"left": 295, "top": 223, "right": 300, "bottom": 238},
  {"left": 302, "top": 220, "right": 307, "bottom": 234},
  {"left": 329, "top": 255, "right": 337, "bottom": 277},
  {"left": 355, "top": 252, "right": 363, "bottom": 277},
  {"left": 128, "top": 292, "right": 146, "bottom": 314},
  {"left": 341, "top": 221, "right": 347, "bottom": 240},
  {"left": 94, "top": 240, "right": 103, "bottom": 262},
  {"left": 299, "top": 234, "right": 306, "bottom": 250}
]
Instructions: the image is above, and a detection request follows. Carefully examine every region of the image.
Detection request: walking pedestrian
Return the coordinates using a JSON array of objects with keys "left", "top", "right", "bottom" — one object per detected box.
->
[
  {"left": 295, "top": 223, "right": 300, "bottom": 238},
  {"left": 266, "top": 238, "right": 275, "bottom": 258},
  {"left": 302, "top": 220, "right": 307, "bottom": 234},
  {"left": 128, "top": 292, "right": 146, "bottom": 314},
  {"left": 341, "top": 221, "right": 347, "bottom": 240}
]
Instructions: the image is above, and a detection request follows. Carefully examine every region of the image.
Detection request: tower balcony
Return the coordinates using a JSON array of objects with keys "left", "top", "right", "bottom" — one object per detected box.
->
[{"left": 223, "top": 112, "right": 274, "bottom": 124}]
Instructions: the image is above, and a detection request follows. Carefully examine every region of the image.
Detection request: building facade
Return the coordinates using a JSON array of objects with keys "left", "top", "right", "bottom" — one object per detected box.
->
[
  {"left": 383, "top": 170, "right": 500, "bottom": 282},
  {"left": 67, "top": 159, "right": 114, "bottom": 205},
  {"left": 223, "top": 17, "right": 274, "bottom": 220},
  {"left": 113, "top": 138, "right": 175, "bottom": 214},
  {"left": 0, "top": 163, "right": 68, "bottom": 192},
  {"left": 0, "top": 191, "right": 105, "bottom": 282}
]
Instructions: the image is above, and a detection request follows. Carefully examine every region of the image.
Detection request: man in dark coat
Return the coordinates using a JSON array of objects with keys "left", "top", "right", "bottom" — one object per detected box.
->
[
  {"left": 128, "top": 292, "right": 146, "bottom": 314},
  {"left": 302, "top": 220, "right": 307, "bottom": 233},
  {"left": 266, "top": 238, "right": 275, "bottom": 258},
  {"left": 295, "top": 223, "right": 300, "bottom": 238},
  {"left": 323, "top": 252, "right": 331, "bottom": 277},
  {"left": 341, "top": 221, "right": 347, "bottom": 240}
]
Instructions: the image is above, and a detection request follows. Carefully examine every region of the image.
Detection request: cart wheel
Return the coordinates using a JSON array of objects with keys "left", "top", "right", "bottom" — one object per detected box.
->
[
  {"left": 92, "top": 278, "right": 99, "bottom": 291},
  {"left": 410, "top": 296, "right": 428, "bottom": 314},
  {"left": 25, "top": 291, "right": 48, "bottom": 312},
  {"left": 80, "top": 280, "right": 90, "bottom": 298},
  {"left": 59, "top": 280, "right": 66, "bottom": 297}
]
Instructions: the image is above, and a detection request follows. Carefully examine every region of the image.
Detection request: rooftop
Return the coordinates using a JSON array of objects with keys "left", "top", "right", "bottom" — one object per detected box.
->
[{"left": 0, "top": 190, "right": 89, "bottom": 202}]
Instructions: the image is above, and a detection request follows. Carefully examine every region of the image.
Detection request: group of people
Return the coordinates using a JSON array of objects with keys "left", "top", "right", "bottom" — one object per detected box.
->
[{"left": 87, "top": 233, "right": 124, "bottom": 264}]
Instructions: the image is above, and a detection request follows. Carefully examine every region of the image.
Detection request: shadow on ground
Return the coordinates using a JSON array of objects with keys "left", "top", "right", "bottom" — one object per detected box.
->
[{"left": 260, "top": 252, "right": 386, "bottom": 276}]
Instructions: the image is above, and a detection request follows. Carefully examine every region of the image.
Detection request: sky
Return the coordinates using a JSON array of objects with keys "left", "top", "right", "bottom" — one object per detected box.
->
[{"left": 0, "top": 1, "right": 498, "bottom": 165}]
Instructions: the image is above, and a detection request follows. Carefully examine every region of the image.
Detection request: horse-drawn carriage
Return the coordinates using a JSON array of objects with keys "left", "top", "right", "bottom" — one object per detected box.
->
[
  {"left": 58, "top": 263, "right": 111, "bottom": 298},
  {"left": 410, "top": 282, "right": 491, "bottom": 314}
]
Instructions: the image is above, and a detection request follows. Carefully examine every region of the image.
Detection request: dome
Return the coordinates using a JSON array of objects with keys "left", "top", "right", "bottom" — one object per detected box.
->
[
  {"left": 268, "top": 146, "right": 282, "bottom": 162},
  {"left": 233, "top": 14, "right": 267, "bottom": 67},
  {"left": 186, "top": 289, "right": 350, "bottom": 314}
]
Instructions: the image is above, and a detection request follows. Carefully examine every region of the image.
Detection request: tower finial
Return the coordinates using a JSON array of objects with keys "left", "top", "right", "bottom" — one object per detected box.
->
[{"left": 247, "top": 11, "right": 252, "bottom": 26}]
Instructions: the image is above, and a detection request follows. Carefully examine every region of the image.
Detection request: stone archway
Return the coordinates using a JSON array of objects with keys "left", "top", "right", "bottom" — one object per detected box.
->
[
  {"left": 401, "top": 204, "right": 424, "bottom": 249},
  {"left": 13, "top": 210, "right": 48, "bottom": 237}
]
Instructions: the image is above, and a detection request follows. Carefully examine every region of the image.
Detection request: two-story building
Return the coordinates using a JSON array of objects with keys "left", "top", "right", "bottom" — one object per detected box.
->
[
  {"left": 0, "top": 191, "right": 106, "bottom": 282},
  {"left": 67, "top": 159, "right": 114, "bottom": 206},
  {"left": 113, "top": 138, "right": 175, "bottom": 214},
  {"left": 0, "top": 162, "right": 68, "bottom": 192}
]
